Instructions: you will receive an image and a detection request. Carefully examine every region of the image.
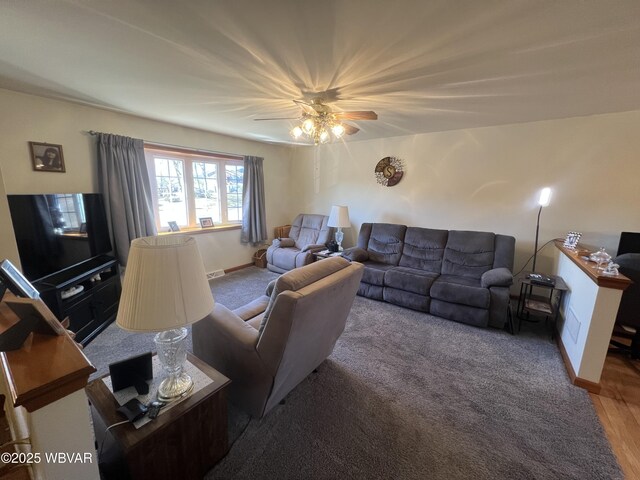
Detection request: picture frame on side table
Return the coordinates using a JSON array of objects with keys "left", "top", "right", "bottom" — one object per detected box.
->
[
  {"left": 29, "top": 141, "right": 66, "bottom": 173},
  {"left": 3, "top": 298, "right": 67, "bottom": 336},
  {"left": 0, "top": 259, "right": 40, "bottom": 299},
  {"left": 168, "top": 221, "right": 180, "bottom": 232},
  {"left": 199, "top": 217, "right": 214, "bottom": 228}
]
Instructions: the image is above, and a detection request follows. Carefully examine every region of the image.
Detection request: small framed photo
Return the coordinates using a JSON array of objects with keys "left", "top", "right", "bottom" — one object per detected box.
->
[
  {"left": 79, "top": 222, "right": 87, "bottom": 234},
  {"left": 29, "top": 142, "right": 66, "bottom": 173},
  {"left": 4, "top": 297, "right": 67, "bottom": 336},
  {"left": 168, "top": 221, "right": 180, "bottom": 232},
  {"left": 199, "top": 217, "right": 214, "bottom": 228},
  {"left": 563, "top": 231, "right": 582, "bottom": 249}
]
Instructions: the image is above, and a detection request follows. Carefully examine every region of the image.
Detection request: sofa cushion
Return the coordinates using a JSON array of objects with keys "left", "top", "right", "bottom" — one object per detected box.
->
[
  {"left": 358, "top": 223, "right": 407, "bottom": 265},
  {"left": 441, "top": 231, "right": 496, "bottom": 279},
  {"left": 430, "top": 299, "right": 489, "bottom": 327},
  {"left": 361, "top": 261, "right": 396, "bottom": 286},
  {"left": 384, "top": 267, "right": 439, "bottom": 295},
  {"left": 430, "top": 274, "right": 490, "bottom": 309},
  {"left": 383, "top": 287, "right": 430, "bottom": 312},
  {"left": 399, "top": 227, "right": 448, "bottom": 273}
]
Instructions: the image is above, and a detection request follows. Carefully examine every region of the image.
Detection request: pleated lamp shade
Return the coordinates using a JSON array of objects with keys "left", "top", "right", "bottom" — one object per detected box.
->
[
  {"left": 328, "top": 205, "right": 350, "bottom": 228},
  {"left": 116, "top": 235, "right": 214, "bottom": 332}
]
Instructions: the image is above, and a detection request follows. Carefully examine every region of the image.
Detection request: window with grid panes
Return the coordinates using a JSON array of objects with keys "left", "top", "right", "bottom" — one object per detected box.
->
[{"left": 145, "top": 147, "right": 243, "bottom": 231}]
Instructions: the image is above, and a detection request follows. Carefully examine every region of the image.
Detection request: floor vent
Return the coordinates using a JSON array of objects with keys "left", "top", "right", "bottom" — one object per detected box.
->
[{"left": 206, "top": 270, "right": 225, "bottom": 280}]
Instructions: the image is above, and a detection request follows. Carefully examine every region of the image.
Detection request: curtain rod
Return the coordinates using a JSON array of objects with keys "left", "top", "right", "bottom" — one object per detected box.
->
[{"left": 85, "top": 131, "right": 244, "bottom": 160}]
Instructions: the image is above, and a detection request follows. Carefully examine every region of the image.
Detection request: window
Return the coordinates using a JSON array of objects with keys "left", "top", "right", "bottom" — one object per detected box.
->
[{"left": 145, "top": 147, "right": 244, "bottom": 230}]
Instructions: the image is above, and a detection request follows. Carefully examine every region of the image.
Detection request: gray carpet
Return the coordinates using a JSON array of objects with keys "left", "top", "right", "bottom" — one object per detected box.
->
[{"left": 84, "top": 266, "right": 621, "bottom": 480}]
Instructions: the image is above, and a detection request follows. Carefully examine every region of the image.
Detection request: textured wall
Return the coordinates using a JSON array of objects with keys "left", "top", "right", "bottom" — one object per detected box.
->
[
  {"left": 290, "top": 110, "right": 640, "bottom": 274},
  {"left": 0, "top": 88, "right": 293, "bottom": 272}
]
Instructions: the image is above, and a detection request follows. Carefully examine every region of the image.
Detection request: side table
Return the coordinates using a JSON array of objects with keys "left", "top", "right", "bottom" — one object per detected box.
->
[
  {"left": 313, "top": 249, "right": 343, "bottom": 260},
  {"left": 86, "top": 353, "right": 230, "bottom": 480},
  {"left": 516, "top": 272, "right": 569, "bottom": 336}
]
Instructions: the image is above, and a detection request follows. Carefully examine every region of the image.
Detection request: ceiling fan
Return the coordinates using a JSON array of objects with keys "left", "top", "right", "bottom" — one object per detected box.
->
[{"left": 255, "top": 98, "right": 378, "bottom": 144}]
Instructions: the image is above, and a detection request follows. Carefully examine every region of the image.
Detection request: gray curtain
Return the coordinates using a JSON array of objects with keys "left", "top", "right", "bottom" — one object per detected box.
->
[
  {"left": 240, "top": 156, "right": 267, "bottom": 246},
  {"left": 97, "top": 133, "right": 156, "bottom": 266}
]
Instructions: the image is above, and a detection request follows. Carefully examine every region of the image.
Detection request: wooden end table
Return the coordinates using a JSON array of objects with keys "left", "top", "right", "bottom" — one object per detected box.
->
[
  {"left": 516, "top": 272, "right": 569, "bottom": 337},
  {"left": 86, "top": 353, "right": 230, "bottom": 480}
]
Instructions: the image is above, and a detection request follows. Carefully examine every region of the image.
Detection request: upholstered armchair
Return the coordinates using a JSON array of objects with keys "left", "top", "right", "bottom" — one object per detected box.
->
[
  {"left": 192, "top": 257, "right": 364, "bottom": 418},
  {"left": 266, "top": 213, "right": 333, "bottom": 273}
]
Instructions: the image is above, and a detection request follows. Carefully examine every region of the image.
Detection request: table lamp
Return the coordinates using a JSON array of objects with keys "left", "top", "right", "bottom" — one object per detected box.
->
[
  {"left": 328, "top": 205, "right": 350, "bottom": 251},
  {"left": 532, "top": 187, "right": 552, "bottom": 272},
  {"left": 116, "top": 235, "right": 214, "bottom": 401}
]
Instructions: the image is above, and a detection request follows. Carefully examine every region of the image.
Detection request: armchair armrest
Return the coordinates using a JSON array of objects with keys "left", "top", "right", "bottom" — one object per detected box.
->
[
  {"left": 196, "top": 303, "right": 259, "bottom": 351},
  {"left": 272, "top": 237, "right": 295, "bottom": 248},
  {"left": 265, "top": 279, "right": 277, "bottom": 296},
  {"left": 481, "top": 267, "right": 513, "bottom": 288},
  {"left": 301, "top": 243, "right": 326, "bottom": 253},
  {"left": 342, "top": 247, "right": 370, "bottom": 262}
]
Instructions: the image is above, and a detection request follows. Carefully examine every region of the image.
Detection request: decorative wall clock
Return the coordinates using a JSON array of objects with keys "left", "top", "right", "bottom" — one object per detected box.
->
[{"left": 374, "top": 156, "right": 404, "bottom": 187}]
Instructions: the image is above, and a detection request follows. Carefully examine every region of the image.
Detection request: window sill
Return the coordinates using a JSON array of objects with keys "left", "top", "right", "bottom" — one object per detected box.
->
[{"left": 158, "top": 224, "right": 241, "bottom": 236}]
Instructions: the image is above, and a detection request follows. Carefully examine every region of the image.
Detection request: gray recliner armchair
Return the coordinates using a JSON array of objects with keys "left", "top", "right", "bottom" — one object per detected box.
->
[
  {"left": 192, "top": 256, "right": 364, "bottom": 418},
  {"left": 266, "top": 213, "right": 333, "bottom": 273}
]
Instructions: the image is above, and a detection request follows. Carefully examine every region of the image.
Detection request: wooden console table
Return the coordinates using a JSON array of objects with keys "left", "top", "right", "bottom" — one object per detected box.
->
[{"left": 552, "top": 241, "right": 631, "bottom": 392}]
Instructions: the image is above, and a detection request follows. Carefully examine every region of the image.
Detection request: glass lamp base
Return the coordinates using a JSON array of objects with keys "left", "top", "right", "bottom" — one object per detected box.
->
[
  {"left": 335, "top": 228, "right": 344, "bottom": 251},
  {"left": 157, "top": 373, "right": 194, "bottom": 401},
  {"left": 154, "top": 327, "right": 192, "bottom": 402}
]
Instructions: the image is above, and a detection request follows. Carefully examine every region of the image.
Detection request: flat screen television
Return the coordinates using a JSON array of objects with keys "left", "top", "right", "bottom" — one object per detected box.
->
[
  {"left": 7, "top": 193, "right": 112, "bottom": 281},
  {"left": 617, "top": 232, "right": 640, "bottom": 256}
]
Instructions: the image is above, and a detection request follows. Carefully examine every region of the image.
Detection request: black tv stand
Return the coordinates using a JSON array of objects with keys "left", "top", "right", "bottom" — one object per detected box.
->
[{"left": 34, "top": 255, "right": 121, "bottom": 346}]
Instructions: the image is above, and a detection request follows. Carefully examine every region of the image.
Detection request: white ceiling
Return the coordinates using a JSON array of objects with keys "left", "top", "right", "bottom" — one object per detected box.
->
[{"left": 1, "top": 0, "right": 639, "bottom": 145}]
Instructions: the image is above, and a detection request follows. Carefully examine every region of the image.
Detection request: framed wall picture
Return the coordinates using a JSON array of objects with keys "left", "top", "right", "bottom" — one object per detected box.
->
[
  {"left": 199, "top": 217, "right": 214, "bottom": 228},
  {"left": 168, "top": 221, "right": 180, "bottom": 232},
  {"left": 29, "top": 142, "right": 66, "bottom": 173}
]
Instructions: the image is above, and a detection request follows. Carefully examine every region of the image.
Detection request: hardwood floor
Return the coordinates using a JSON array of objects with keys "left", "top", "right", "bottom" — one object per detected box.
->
[{"left": 591, "top": 351, "right": 640, "bottom": 480}]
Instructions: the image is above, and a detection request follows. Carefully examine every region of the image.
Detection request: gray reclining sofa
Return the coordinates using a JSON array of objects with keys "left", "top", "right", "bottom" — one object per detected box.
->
[{"left": 342, "top": 223, "right": 516, "bottom": 328}]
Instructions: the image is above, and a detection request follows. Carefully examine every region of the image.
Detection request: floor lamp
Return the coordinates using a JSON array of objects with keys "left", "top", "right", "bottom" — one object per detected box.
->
[
  {"left": 532, "top": 187, "right": 552, "bottom": 273},
  {"left": 116, "top": 235, "right": 214, "bottom": 401}
]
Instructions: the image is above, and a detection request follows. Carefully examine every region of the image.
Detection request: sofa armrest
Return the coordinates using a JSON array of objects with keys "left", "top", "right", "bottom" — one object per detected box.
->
[
  {"left": 272, "top": 237, "right": 295, "bottom": 248},
  {"left": 196, "top": 303, "right": 259, "bottom": 351},
  {"left": 342, "top": 247, "right": 370, "bottom": 262},
  {"left": 481, "top": 267, "right": 514, "bottom": 288},
  {"left": 301, "top": 243, "right": 326, "bottom": 253}
]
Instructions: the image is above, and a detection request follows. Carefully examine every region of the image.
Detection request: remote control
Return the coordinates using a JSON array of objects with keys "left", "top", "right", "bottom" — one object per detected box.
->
[{"left": 147, "top": 400, "right": 164, "bottom": 419}]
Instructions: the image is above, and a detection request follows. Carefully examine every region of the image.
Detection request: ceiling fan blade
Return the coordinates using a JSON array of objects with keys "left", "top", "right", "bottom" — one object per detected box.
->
[
  {"left": 253, "top": 117, "right": 299, "bottom": 121},
  {"left": 343, "top": 123, "right": 360, "bottom": 135},
  {"left": 335, "top": 111, "right": 378, "bottom": 121},
  {"left": 293, "top": 99, "right": 318, "bottom": 115}
]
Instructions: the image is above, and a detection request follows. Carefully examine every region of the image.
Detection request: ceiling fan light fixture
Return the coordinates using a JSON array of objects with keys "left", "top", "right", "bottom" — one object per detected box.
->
[
  {"left": 302, "top": 118, "right": 315, "bottom": 134},
  {"left": 291, "top": 126, "right": 303, "bottom": 138},
  {"left": 332, "top": 123, "right": 345, "bottom": 138},
  {"left": 319, "top": 129, "right": 330, "bottom": 143}
]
